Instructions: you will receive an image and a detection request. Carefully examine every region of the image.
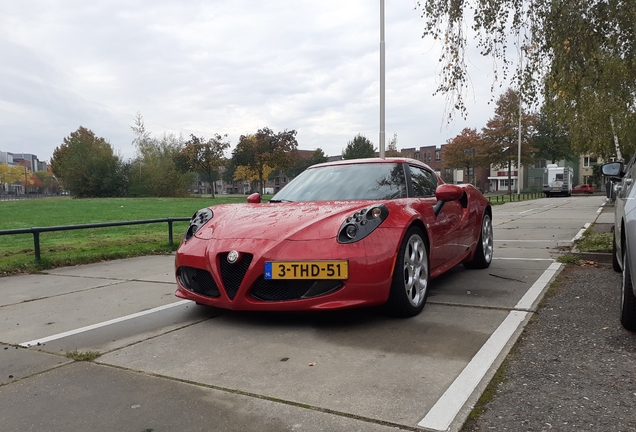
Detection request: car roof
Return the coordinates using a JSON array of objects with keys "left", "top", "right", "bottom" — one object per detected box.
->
[{"left": 309, "top": 157, "right": 431, "bottom": 170}]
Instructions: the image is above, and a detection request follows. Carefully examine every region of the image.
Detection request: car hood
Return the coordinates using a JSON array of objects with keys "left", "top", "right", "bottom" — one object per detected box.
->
[{"left": 194, "top": 201, "right": 380, "bottom": 241}]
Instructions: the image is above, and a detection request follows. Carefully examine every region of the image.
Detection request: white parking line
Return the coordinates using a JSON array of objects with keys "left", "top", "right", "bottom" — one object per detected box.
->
[
  {"left": 418, "top": 262, "right": 562, "bottom": 431},
  {"left": 519, "top": 208, "right": 537, "bottom": 214},
  {"left": 19, "top": 300, "right": 191, "bottom": 348}
]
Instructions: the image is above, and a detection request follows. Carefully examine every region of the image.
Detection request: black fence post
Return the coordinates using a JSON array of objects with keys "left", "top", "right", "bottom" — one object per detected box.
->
[{"left": 33, "top": 230, "right": 41, "bottom": 262}]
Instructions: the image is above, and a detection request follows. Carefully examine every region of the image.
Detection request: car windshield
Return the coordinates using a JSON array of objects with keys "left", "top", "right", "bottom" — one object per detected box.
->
[{"left": 270, "top": 162, "right": 407, "bottom": 202}]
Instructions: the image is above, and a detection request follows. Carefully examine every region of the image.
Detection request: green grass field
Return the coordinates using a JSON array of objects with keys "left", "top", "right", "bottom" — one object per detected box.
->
[{"left": 0, "top": 195, "right": 267, "bottom": 275}]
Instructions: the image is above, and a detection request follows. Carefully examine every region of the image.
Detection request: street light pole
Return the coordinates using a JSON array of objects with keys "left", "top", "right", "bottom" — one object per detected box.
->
[
  {"left": 379, "top": 0, "right": 385, "bottom": 158},
  {"left": 464, "top": 148, "right": 475, "bottom": 186}
]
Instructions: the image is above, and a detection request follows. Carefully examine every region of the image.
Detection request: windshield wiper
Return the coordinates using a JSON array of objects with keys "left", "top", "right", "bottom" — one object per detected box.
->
[{"left": 268, "top": 199, "right": 294, "bottom": 203}]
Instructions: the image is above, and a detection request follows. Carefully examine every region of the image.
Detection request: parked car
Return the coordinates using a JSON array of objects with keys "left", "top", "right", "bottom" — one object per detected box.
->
[
  {"left": 572, "top": 184, "right": 594, "bottom": 194},
  {"left": 603, "top": 154, "right": 636, "bottom": 330},
  {"left": 175, "top": 157, "right": 493, "bottom": 317}
]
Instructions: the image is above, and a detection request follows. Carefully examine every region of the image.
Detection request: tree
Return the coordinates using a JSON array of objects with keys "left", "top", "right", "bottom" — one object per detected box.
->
[
  {"left": 233, "top": 164, "right": 272, "bottom": 194},
  {"left": 178, "top": 134, "right": 230, "bottom": 198},
  {"left": 481, "top": 89, "right": 537, "bottom": 194},
  {"left": 33, "top": 171, "right": 58, "bottom": 194},
  {"left": 24, "top": 173, "right": 40, "bottom": 192},
  {"left": 416, "top": 0, "right": 636, "bottom": 157},
  {"left": 51, "top": 126, "right": 127, "bottom": 198},
  {"left": 541, "top": 3, "right": 636, "bottom": 158},
  {"left": 441, "top": 128, "right": 483, "bottom": 185},
  {"left": 221, "top": 159, "right": 237, "bottom": 185},
  {"left": 532, "top": 111, "right": 575, "bottom": 164},
  {"left": 385, "top": 133, "right": 401, "bottom": 157},
  {"left": 130, "top": 114, "right": 193, "bottom": 197},
  {"left": 342, "top": 134, "right": 376, "bottom": 160},
  {"left": 232, "top": 127, "right": 298, "bottom": 194},
  {"left": 286, "top": 148, "right": 329, "bottom": 179},
  {"left": 0, "top": 164, "right": 24, "bottom": 193}
]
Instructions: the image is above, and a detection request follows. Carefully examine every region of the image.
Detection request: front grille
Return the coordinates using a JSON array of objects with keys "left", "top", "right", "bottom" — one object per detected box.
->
[
  {"left": 177, "top": 266, "right": 220, "bottom": 298},
  {"left": 219, "top": 252, "right": 253, "bottom": 300},
  {"left": 250, "top": 279, "right": 343, "bottom": 301}
]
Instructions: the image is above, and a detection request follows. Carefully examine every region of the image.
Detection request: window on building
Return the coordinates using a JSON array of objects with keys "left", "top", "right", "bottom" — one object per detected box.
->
[
  {"left": 435, "top": 151, "right": 441, "bottom": 161},
  {"left": 584, "top": 156, "right": 598, "bottom": 167}
]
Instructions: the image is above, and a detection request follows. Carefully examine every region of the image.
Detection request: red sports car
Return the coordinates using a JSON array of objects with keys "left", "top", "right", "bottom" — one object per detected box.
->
[{"left": 175, "top": 158, "right": 493, "bottom": 317}]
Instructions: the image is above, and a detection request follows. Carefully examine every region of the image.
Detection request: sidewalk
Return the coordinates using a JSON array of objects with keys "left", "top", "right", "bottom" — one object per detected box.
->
[{"left": 461, "top": 262, "right": 636, "bottom": 431}]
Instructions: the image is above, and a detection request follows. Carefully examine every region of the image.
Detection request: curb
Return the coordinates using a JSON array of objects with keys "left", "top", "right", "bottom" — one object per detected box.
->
[{"left": 576, "top": 251, "right": 613, "bottom": 264}]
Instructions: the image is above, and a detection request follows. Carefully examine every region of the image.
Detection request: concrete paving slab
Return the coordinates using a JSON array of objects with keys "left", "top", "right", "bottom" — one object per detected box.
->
[
  {"left": 0, "top": 361, "right": 403, "bottom": 432},
  {"left": 0, "top": 281, "right": 177, "bottom": 345},
  {"left": 0, "top": 343, "right": 71, "bottom": 385},
  {"left": 0, "top": 274, "right": 122, "bottom": 307},
  {"left": 39, "top": 302, "right": 214, "bottom": 354},
  {"left": 43, "top": 254, "right": 176, "bottom": 283},
  {"left": 428, "top": 259, "right": 552, "bottom": 309},
  {"left": 494, "top": 244, "right": 566, "bottom": 260},
  {"left": 98, "top": 304, "right": 509, "bottom": 427}
]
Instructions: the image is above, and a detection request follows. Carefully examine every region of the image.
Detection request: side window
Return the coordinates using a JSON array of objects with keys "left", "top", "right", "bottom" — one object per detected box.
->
[{"left": 409, "top": 165, "right": 438, "bottom": 197}]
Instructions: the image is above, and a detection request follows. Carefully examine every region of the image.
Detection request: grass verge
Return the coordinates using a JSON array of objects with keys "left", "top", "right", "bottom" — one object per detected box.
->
[
  {"left": 577, "top": 231, "right": 612, "bottom": 252},
  {"left": 0, "top": 195, "right": 271, "bottom": 275}
]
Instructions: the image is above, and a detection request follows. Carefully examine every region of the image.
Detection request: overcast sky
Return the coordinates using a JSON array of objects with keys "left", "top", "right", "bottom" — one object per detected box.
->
[{"left": 1, "top": 0, "right": 502, "bottom": 163}]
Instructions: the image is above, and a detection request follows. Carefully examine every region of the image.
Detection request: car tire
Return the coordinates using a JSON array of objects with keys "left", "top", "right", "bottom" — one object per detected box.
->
[
  {"left": 463, "top": 213, "right": 494, "bottom": 269},
  {"left": 621, "top": 250, "right": 636, "bottom": 331},
  {"left": 385, "top": 227, "right": 429, "bottom": 317},
  {"left": 613, "top": 234, "right": 621, "bottom": 273}
]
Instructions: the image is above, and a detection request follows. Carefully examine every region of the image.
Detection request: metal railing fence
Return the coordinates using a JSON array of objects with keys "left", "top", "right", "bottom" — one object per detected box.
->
[
  {"left": 486, "top": 192, "right": 544, "bottom": 204},
  {"left": 0, "top": 218, "right": 191, "bottom": 262}
]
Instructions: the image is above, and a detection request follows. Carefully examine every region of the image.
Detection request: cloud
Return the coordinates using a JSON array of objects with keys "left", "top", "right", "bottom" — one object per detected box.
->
[{"left": 0, "top": 0, "right": 502, "bottom": 163}]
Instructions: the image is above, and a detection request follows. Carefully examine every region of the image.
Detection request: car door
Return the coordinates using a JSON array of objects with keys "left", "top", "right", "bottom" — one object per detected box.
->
[
  {"left": 616, "top": 154, "right": 636, "bottom": 256},
  {"left": 408, "top": 164, "right": 463, "bottom": 269}
]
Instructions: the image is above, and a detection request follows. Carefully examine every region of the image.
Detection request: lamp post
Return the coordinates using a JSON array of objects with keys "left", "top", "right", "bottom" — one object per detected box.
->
[
  {"left": 464, "top": 148, "right": 475, "bottom": 185},
  {"left": 379, "top": 0, "right": 385, "bottom": 158}
]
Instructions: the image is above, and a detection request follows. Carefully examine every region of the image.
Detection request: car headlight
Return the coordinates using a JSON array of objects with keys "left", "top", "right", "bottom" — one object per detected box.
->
[
  {"left": 184, "top": 208, "right": 214, "bottom": 241},
  {"left": 337, "top": 205, "right": 389, "bottom": 244}
]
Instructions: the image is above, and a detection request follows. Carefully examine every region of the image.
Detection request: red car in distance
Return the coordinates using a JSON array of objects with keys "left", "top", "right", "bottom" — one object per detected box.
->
[
  {"left": 175, "top": 158, "right": 493, "bottom": 317},
  {"left": 572, "top": 184, "right": 594, "bottom": 194}
]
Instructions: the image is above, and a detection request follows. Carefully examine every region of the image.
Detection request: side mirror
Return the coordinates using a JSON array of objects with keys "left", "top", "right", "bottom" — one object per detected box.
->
[
  {"left": 247, "top": 193, "right": 261, "bottom": 204},
  {"left": 602, "top": 162, "right": 624, "bottom": 179},
  {"left": 433, "top": 184, "right": 465, "bottom": 216},
  {"left": 434, "top": 184, "right": 464, "bottom": 202}
]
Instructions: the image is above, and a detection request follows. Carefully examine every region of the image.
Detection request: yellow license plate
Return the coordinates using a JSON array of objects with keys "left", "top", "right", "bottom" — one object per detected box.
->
[{"left": 264, "top": 261, "right": 348, "bottom": 280}]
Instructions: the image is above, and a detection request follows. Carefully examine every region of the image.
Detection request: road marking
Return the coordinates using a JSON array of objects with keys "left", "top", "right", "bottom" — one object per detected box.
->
[
  {"left": 19, "top": 300, "right": 191, "bottom": 347},
  {"left": 572, "top": 223, "right": 591, "bottom": 242},
  {"left": 519, "top": 208, "right": 537, "bottom": 214},
  {"left": 418, "top": 262, "right": 562, "bottom": 431},
  {"left": 514, "top": 262, "right": 562, "bottom": 310}
]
